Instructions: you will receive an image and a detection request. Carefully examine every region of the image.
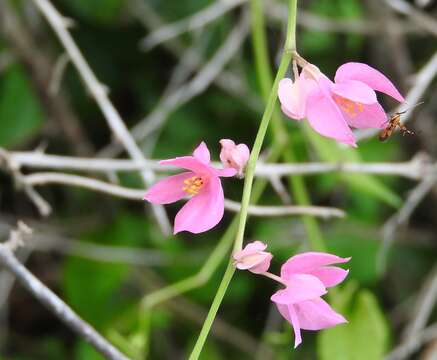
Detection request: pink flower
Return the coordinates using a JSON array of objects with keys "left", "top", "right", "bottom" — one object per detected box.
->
[
  {"left": 271, "top": 252, "right": 350, "bottom": 348},
  {"left": 279, "top": 62, "right": 405, "bottom": 146},
  {"left": 233, "top": 241, "right": 273, "bottom": 274},
  {"left": 219, "top": 139, "right": 250, "bottom": 178},
  {"left": 144, "top": 142, "right": 236, "bottom": 234}
]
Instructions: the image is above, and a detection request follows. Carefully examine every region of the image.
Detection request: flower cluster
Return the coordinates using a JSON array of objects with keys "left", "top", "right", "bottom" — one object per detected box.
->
[
  {"left": 143, "top": 57, "right": 400, "bottom": 351},
  {"left": 234, "top": 241, "right": 350, "bottom": 348},
  {"left": 278, "top": 61, "right": 405, "bottom": 146}
]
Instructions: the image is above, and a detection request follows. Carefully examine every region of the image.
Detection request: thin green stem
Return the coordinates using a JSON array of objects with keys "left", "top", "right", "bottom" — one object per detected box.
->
[
  {"left": 249, "top": 0, "right": 325, "bottom": 251},
  {"left": 188, "top": 1, "right": 297, "bottom": 358}
]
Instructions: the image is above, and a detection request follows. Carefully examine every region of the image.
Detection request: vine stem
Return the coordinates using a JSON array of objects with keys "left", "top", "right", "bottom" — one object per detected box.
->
[{"left": 188, "top": 1, "right": 297, "bottom": 358}]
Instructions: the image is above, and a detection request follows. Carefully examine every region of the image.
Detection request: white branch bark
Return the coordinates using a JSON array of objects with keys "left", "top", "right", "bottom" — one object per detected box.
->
[
  {"left": 30, "top": 0, "right": 171, "bottom": 234},
  {"left": 0, "top": 243, "right": 129, "bottom": 360}
]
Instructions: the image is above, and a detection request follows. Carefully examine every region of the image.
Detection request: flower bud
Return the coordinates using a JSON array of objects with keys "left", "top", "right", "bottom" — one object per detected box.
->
[
  {"left": 219, "top": 139, "right": 250, "bottom": 178},
  {"left": 233, "top": 241, "right": 272, "bottom": 274}
]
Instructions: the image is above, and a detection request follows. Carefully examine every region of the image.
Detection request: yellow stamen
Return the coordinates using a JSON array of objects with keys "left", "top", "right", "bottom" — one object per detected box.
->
[
  {"left": 333, "top": 95, "right": 364, "bottom": 118},
  {"left": 182, "top": 176, "right": 204, "bottom": 195}
]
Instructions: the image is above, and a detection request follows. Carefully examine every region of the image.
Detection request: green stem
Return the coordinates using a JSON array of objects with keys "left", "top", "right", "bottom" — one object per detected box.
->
[
  {"left": 188, "top": 2, "right": 297, "bottom": 358},
  {"left": 250, "top": 0, "right": 325, "bottom": 252}
]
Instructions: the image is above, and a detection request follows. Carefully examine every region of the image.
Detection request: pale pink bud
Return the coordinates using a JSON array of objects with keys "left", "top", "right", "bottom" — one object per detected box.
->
[
  {"left": 233, "top": 241, "right": 272, "bottom": 274},
  {"left": 219, "top": 139, "right": 250, "bottom": 178}
]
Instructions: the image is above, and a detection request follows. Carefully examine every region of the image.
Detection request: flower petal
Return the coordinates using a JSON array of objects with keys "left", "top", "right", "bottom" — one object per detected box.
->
[
  {"left": 193, "top": 141, "right": 210, "bottom": 164},
  {"left": 144, "top": 172, "right": 194, "bottom": 204},
  {"left": 278, "top": 78, "right": 306, "bottom": 120},
  {"left": 233, "top": 241, "right": 267, "bottom": 261},
  {"left": 270, "top": 274, "right": 327, "bottom": 305},
  {"left": 276, "top": 304, "right": 303, "bottom": 348},
  {"left": 334, "top": 62, "right": 404, "bottom": 102},
  {"left": 309, "top": 267, "right": 349, "bottom": 288},
  {"left": 281, "top": 252, "right": 350, "bottom": 280},
  {"left": 332, "top": 80, "right": 377, "bottom": 104},
  {"left": 340, "top": 102, "right": 388, "bottom": 129},
  {"left": 294, "top": 298, "right": 347, "bottom": 330},
  {"left": 215, "top": 168, "right": 237, "bottom": 177},
  {"left": 233, "top": 241, "right": 272, "bottom": 273},
  {"left": 173, "top": 175, "right": 224, "bottom": 234},
  {"left": 234, "top": 144, "right": 250, "bottom": 166},
  {"left": 160, "top": 156, "right": 212, "bottom": 175},
  {"left": 306, "top": 83, "right": 357, "bottom": 146},
  {"left": 249, "top": 253, "right": 273, "bottom": 274}
]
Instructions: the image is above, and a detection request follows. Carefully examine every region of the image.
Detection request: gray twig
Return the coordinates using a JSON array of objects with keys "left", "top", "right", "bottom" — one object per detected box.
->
[
  {"left": 22, "top": 171, "right": 344, "bottom": 218},
  {"left": 140, "top": 0, "right": 246, "bottom": 50},
  {"left": 30, "top": 0, "right": 171, "bottom": 235},
  {"left": 378, "top": 173, "right": 437, "bottom": 272},
  {"left": 385, "top": 323, "right": 437, "bottom": 360},
  {"left": 0, "top": 242, "right": 129, "bottom": 360},
  {"left": 8, "top": 150, "right": 435, "bottom": 180}
]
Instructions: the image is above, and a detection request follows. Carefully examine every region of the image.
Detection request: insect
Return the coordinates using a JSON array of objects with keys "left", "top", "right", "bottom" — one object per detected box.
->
[{"left": 378, "top": 102, "right": 423, "bottom": 142}]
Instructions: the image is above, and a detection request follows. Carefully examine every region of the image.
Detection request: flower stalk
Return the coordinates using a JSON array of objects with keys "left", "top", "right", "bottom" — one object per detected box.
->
[{"left": 188, "top": 1, "right": 298, "bottom": 358}]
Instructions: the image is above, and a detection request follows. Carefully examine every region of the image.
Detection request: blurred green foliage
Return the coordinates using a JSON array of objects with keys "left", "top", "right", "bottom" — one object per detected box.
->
[
  {"left": 1, "top": 0, "right": 436, "bottom": 359},
  {"left": 0, "top": 65, "right": 44, "bottom": 147}
]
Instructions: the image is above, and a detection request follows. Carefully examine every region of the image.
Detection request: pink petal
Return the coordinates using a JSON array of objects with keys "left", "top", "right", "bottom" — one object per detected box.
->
[
  {"left": 233, "top": 241, "right": 272, "bottom": 273},
  {"left": 234, "top": 144, "right": 250, "bottom": 166},
  {"left": 340, "top": 102, "right": 388, "bottom": 129},
  {"left": 306, "top": 83, "right": 357, "bottom": 146},
  {"left": 215, "top": 168, "right": 237, "bottom": 177},
  {"left": 294, "top": 298, "right": 347, "bottom": 330},
  {"left": 193, "top": 141, "right": 211, "bottom": 164},
  {"left": 309, "top": 267, "right": 349, "bottom": 288},
  {"left": 173, "top": 175, "right": 224, "bottom": 234},
  {"left": 332, "top": 80, "right": 377, "bottom": 104},
  {"left": 275, "top": 304, "right": 303, "bottom": 348},
  {"left": 160, "top": 156, "right": 212, "bottom": 176},
  {"left": 281, "top": 104, "right": 301, "bottom": 120},
  {"left": 249, "top": 253, "right": 273, "bottom": 274},
  {"left": 270, "top": 274, "right": 327, "bottom": 305},
  {"left": 278, "top": 78, "right": 306, "bottom": 119},
  {"left": 334, "top": 62, "right": 404, "bottom": 102},
  {"left": 281, "top": 252, "right": 350, "bottom": 280},
  {"left": 234, "top": 241, "right": 267, "bottom": 259},
  {"left": 144, "top": 172, "right": 194, "bottom": 204}
]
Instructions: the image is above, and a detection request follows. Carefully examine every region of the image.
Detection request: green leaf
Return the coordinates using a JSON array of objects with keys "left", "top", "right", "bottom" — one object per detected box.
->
[
  {"left": 75, "top": 341, "right": 105, "bottom": 360},
  {"left": 60, "top": 0, "right": 125, "bottom": 24},
  {"left": 63, "top": 213, "right": 147, "bottom": 327},
  {"left": 302, "top": 123, "right": 401, "bottom": 207},
  {"left": 0, "top": 64, "right": 44, "bottom": 146},
  {"left": 318, "top": 287, "right": 390, "bottom": 360}
]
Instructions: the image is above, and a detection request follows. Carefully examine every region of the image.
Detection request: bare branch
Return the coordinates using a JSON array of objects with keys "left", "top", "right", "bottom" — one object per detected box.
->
[
  {"left": 10, "top": 149, "right": 435, "bottom": 180},
  {"left": 0, "top": 149, "right": 52, "bottom": 216},
  {"left": 0, "top": 240, "right": 129, "bottom": 360},
  {"left": 0, "top": 1, "right": 93, "bottom": 156},
  {"left": 378, "top": 173, "right": 437, "bottom": 272},
  {"left": 385, "top": 323, "right": 437, "bottom": 360},
  {"left": 30, "top": 0, "right": 171, "bottom": 235},
  {"left": 130, "top": 11, "right": 250, "bottom": 144},
  {"left": 22, "top": 171, "right": 343, "bottom": 218},
  {"left": 402, "top": 264, "right": 437, "bottom": 341},
  {"left": 385, "top": 0, "right": 437, "bottom": 37},
  {"left": 140, "top": 0, "right": 246, "bottom": 50},
  {"left": 49, "top": 52, "right": 69, "bottom": 95},
  {"left": 224, "top": 199, "right": 345, "bottom": 219},
  {"left": 269, "top": 1, "right": 420, "bottom": 35}
]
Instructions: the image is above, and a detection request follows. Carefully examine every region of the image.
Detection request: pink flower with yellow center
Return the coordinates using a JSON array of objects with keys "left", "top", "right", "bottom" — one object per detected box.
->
[
  {"left": 271, "top": 252, "right": 350, "bottom": 348},
  {"left": 235, "top": 242, "right": 351, "bottom": 348},
  {"left": 144, "top": 142, "right": 236, "bottom": 234},
  {"left": 278, "top": 62, "right": 405, "bottom": 146}
]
